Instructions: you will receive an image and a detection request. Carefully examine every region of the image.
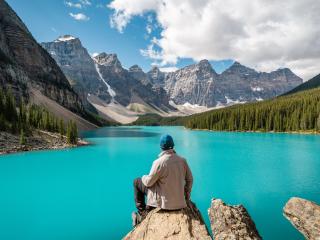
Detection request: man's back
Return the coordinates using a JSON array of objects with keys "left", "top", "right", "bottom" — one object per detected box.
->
[{"left": 142, "top": 149, "right": 193, "bottom": 210}]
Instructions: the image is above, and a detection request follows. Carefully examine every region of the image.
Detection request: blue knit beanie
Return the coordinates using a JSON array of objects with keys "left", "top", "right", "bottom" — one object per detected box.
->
[{"left": 160, "top": 134, "right": 174, "bottom": 150}]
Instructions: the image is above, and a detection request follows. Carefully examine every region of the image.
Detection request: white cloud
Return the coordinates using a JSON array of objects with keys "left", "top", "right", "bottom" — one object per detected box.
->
[
  {"left": 91, "top": 52, "right": 100, "bottom": 57},
  {"left": 79, "top": 0, "right": 91, "bottom": 5},
  {"left": 69, "top": 13, "right": 90, "bottom": 21},
  {"left": 108, "top": 0, "right": 320, "bottom": 80},
  {"left": 145, "top": 15, "right": 154, "bottom": 34},
  {"left": 65, "top": 1, "right": 82, "bottom": 8},
  {"left": 159, "top": 67, "right": 179, "bottom": 72}
]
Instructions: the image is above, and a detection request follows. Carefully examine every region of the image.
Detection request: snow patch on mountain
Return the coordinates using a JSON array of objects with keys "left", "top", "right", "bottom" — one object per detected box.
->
[
  {"left": 55, "top": 35, "right": 76, "bottom": 42},
  {"left": 251, "top": 86, "right": 263, "bottom": 92},
  {"left": 94, "top": 62, "right": 117, "bottom": 99},
  {"left": 225, "top": 96, "right": 247, "bottom": 105}
]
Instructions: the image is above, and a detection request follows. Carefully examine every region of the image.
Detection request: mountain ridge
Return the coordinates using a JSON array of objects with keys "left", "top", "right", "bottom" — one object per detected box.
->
[
  {"left": 0, "top": 1, "right": 98, "bottom": 130},
  {"left": 41, "top": 34, "right": 303, "bottom": 123}
]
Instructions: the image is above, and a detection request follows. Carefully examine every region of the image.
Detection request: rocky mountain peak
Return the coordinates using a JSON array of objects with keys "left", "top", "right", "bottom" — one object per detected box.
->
[
  {"left": 129, "top": 64, "right": 143, "bottom": 73},
  {"left": 54, "top": 35, "right": 78, "bottom": 43},
  {"left": 150, "top": 66, "right": 160, "bottom": 72},
  {"left": 198, "top": 59, "right": 211, "bottom": 67},
  {"left": 269, "top": 68, "right": 302, "bottom": 83},
  {"left": 225, "top": 61, "right": 257, "bottom": 75},
  {"left": 276, "top": 67, "right": 295, "bottom": 76},
  {"left": 147, "top": 66, "right": 165, "bottom": 86},
  {"left": 94, "top": 52, "right": 122, "bottom": 68}
]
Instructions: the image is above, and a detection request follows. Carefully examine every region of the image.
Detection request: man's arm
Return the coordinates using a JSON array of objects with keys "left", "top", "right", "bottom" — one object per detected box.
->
[
  {"left": 142, "top": 160, "right": 163, "bottom": 187},
  {"left": 184, "top": 160, "right": 193, "bottom": 201}
]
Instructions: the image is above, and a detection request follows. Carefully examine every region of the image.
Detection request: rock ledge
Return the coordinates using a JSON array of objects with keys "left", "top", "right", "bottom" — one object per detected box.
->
[{"left": 123, "top": 202, "right": 211, "bottom": 240}]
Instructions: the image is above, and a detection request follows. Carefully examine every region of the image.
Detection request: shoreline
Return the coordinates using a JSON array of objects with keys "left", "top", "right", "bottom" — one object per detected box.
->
[
  {"left": 0, "top": 130, "right": 90, "bottom": 156},
  {"left": 184, "top": 127, "right": 320, "bottom": 135}
]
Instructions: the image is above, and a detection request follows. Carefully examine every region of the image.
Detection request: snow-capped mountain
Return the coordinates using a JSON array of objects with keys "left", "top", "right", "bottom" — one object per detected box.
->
[
  {"left": 42, "top": 35, "right": 303, "bottom": 123},
  {"left": 42, "top": 36, "right": 174, "bottom": 123},
  {"left": 41, "top": 35, "right": 112, "bottom": 107},
  {"left": 148, "top": 61, "right": 303, "bottom": 107}
]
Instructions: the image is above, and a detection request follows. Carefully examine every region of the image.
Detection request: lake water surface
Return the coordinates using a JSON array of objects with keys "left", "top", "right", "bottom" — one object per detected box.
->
[{"left": 0, "top": 126, "right": 319, "bottom": 239}]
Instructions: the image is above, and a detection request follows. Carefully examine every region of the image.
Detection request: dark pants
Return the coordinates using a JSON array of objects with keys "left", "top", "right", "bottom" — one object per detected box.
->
[{"left": 133, "top": 177, "right": 155, "bottom": 215}]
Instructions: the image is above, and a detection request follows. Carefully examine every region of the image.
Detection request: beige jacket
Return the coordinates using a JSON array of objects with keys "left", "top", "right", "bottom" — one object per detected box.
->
[{"left": 142, "top": 149, "right": 193, "bottom": 210}]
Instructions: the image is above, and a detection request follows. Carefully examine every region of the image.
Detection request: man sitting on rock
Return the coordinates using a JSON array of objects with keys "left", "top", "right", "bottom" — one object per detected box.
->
[{"left": 132, "top": 134, "right": 193, "bottom": 226}]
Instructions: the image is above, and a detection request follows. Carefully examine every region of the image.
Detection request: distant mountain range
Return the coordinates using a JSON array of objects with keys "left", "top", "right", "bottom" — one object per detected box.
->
[
  {"left": 0, "top": 0, "right": 305, "bottom": 127},
  {"left": 149, "top": 60, "right": 302, "bottom": 107},
  {"left": 42, "top": 35, "right": 302, "bottom": 123}
]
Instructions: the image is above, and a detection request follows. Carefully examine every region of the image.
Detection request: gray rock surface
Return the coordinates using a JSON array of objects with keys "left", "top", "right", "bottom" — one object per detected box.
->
[
  {"left": 42, "top": 32, "right": 302, "bottom": 111},
  {"left": 162, "top": 60, "right": 218, "bottom": 106},
  {"left": 123, "top": 202, "right": 211, "bottom": 240},
  {"left": 283, "top": 197, "right": 320, "bottom": 240},
  {"left": 208, "top": 199, "right": 262, "bottom": 240},
  {"left": 151, "top": 60, "right": 303, "bottom": 107},
  {"left": 93, "top": 53, "right": 173, "bottom": 110},
  {"left": 0, "top": 1, "right": 83, "bottom": 114},
  {"left": 42, "top": 38, "right": 173, "bottom": 112},
  {"left": 41, "top": 36, "right": 111, "bottom": 106}
]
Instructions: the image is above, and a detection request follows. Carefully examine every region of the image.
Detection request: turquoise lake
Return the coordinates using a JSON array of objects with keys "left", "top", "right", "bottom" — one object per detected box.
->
[{"left": 0, "top": 126, "right": 319, "bottom": 239}]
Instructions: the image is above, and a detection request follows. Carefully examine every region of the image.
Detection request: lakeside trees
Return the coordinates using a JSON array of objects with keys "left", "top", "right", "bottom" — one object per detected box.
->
[
  {"left": 184, "top": 88, "right": 320, "bottom": 132},
  {"left": 66, "top": 121, "right": 78, "bottom": 144},
  {"left": 0, "top": 87, "right": 79, "bottom": 144}
]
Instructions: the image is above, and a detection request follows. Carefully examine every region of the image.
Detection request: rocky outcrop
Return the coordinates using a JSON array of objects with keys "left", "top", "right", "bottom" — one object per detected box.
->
[
  {"left": 0, "top": 0, "right": 84, "bottom": 114},
  {"left": 208, "top": 199, "right": 262, "bottom": 240},
  {"left": 123, "top": 202, "right": 211, "bottom": 240},
  {"left": 283, "top": 197, "right": 320, "bottom": 240}
]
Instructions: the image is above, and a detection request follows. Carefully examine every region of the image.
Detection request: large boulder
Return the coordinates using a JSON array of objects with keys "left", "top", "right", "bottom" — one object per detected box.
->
[
  {"left": 123, "top": 202, "right": 211, "bottom": 240},
  {"left": 283, "top": 197, "right": 320, "bottom": 240},
  {"left": 208, "top": 199, "right": 261, "bottom": 240}
]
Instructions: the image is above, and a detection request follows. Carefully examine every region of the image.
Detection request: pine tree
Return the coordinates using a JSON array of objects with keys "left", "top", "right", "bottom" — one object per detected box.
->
[
  {"left": 59, "top": 119, "right": 65, "bottom": 138},
  {"left": 66, "top": 121, "right": 78, "bottom": 145},
  {"left": 183, "top": 88, "right": 320, "bottom": 133},
  {"left": 19, "top": 129, "right": 26, "bottom": 145}
]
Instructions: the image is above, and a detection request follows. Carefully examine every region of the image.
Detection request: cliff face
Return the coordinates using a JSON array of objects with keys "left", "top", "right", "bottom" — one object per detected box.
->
[
  {"left": 93, "top": 53, "right": 173, "bottom": 111},
  {"left": 42, "top": 38, "right": 174, "bottom": 114},
  {"left": 148, "top": 61, "right": 303, "bottom": 107},
  {"left": 162, "top": 60, "right": 217, "bottom": 106},
  {"left": 41, "top": 36, "right": 111, "bottom": 107},
  {"left": 0, "top": 1, "right": 83, "bottom": 114}
]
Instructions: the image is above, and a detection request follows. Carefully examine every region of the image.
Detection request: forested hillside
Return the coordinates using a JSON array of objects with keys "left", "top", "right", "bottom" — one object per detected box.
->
[
  {"left": 131, "top": 114, "right": 183, "bottom": 126},
  {"left": 0, "top": 87, "right": 78, "bottom": 144},
  {"left": 184, "top": 87, "right": 320, "bottom": 132}
]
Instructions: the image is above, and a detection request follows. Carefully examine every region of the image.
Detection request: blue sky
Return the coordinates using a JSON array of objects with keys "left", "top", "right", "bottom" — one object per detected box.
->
[{"left": 6, "top": 0, "right": 233, "bottom": 73}]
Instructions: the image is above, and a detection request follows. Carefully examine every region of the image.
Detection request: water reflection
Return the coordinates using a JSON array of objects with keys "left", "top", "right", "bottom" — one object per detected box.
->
[{"left": 82, "top": 127, "right": 160, "bottom": 138}]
